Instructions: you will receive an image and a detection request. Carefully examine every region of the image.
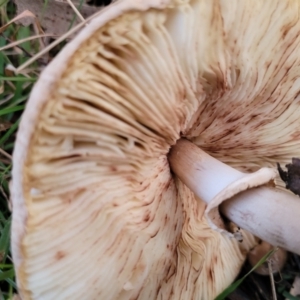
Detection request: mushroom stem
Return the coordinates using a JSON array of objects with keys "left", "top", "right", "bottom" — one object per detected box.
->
[{"left": 168, "top": 139, "right": 300, "bottom": 255}]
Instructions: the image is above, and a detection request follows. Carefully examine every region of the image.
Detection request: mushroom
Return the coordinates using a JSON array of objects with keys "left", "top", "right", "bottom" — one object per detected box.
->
[
  {"left": 247, "top": 241, "right": 287, "bottom": 275},
  {"left": 168, "top": 139, "right": 300, "bottom": 253},
  {"left": 10, "top": 0, "right": 300, "bottom": 299}
]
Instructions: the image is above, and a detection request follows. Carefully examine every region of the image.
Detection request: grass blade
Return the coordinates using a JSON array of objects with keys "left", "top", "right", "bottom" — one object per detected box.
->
[
  {"left": 0, "top": 219, "right": 11, "bottom": 262},
  {"left": 0, "top": 268, "right": 14, "bottom": 281},
  {"left": 0, "top": 105, "right": 24, "bottom": 116},
  {"left": 215, "top": 248, "right": 278, "bottom": 300},
  {"left": 0, "top": 118, "right": 20, "bottom": 145},
  {"left": 0, "top": 77, "right": 36, "bottom": 82}
]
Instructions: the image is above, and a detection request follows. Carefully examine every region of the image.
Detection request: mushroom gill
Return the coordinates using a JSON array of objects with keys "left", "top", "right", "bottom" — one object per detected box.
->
[{"left": 11, "top": 0, "right": 300, "bottom": 299}]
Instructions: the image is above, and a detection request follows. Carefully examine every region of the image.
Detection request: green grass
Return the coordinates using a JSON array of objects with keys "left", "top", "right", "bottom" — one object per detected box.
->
[
  {"left": 215, "top": 248, "right": 278, "bottom": 300},
  {"left": 0, "top": 1, "right": 43, "bottom": 298},
  {"left": 0, "top": 1, "right": 300, "bottom": 299}
]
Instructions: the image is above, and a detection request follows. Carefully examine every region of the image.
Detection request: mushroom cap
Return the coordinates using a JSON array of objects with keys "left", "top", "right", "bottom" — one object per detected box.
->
[{"left": 11, "top": 0, "right": 300, "bottom": 299}]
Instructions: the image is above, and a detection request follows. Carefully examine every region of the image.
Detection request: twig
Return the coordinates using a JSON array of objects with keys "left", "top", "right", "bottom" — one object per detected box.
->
[
  {"left": 65, "top": 0, "right": 85, "bottom": 22},
  {"left": 268, "top": 259, "right": 277, "bottom": 300},
  {"left": 0, "top": 34, "right": 58, "bottom": 52},
  {"left": 0, "top": 148, "right": 12, "bottom": 160},
  {"left": 15, "top": 9, "right": 101, "bottom": 73},
  {"left": 0, "top": 34, "right": 32, "bottom": 58},
  {"left": 0, "top": 158, "right": 10, "bottom": 164},
  {"left": 0, "top": 185, "right": 9, "bottom": 206}
]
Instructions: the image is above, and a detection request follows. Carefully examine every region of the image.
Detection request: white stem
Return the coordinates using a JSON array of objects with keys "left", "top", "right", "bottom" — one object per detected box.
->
[{"left": 168, "top": 139, "right": 300, "bottom": 255}]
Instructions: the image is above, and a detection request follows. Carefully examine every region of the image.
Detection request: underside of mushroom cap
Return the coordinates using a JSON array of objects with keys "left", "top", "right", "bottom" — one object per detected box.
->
[{"left": 11, "top": 0, "right": 300, "bottom": 299}]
